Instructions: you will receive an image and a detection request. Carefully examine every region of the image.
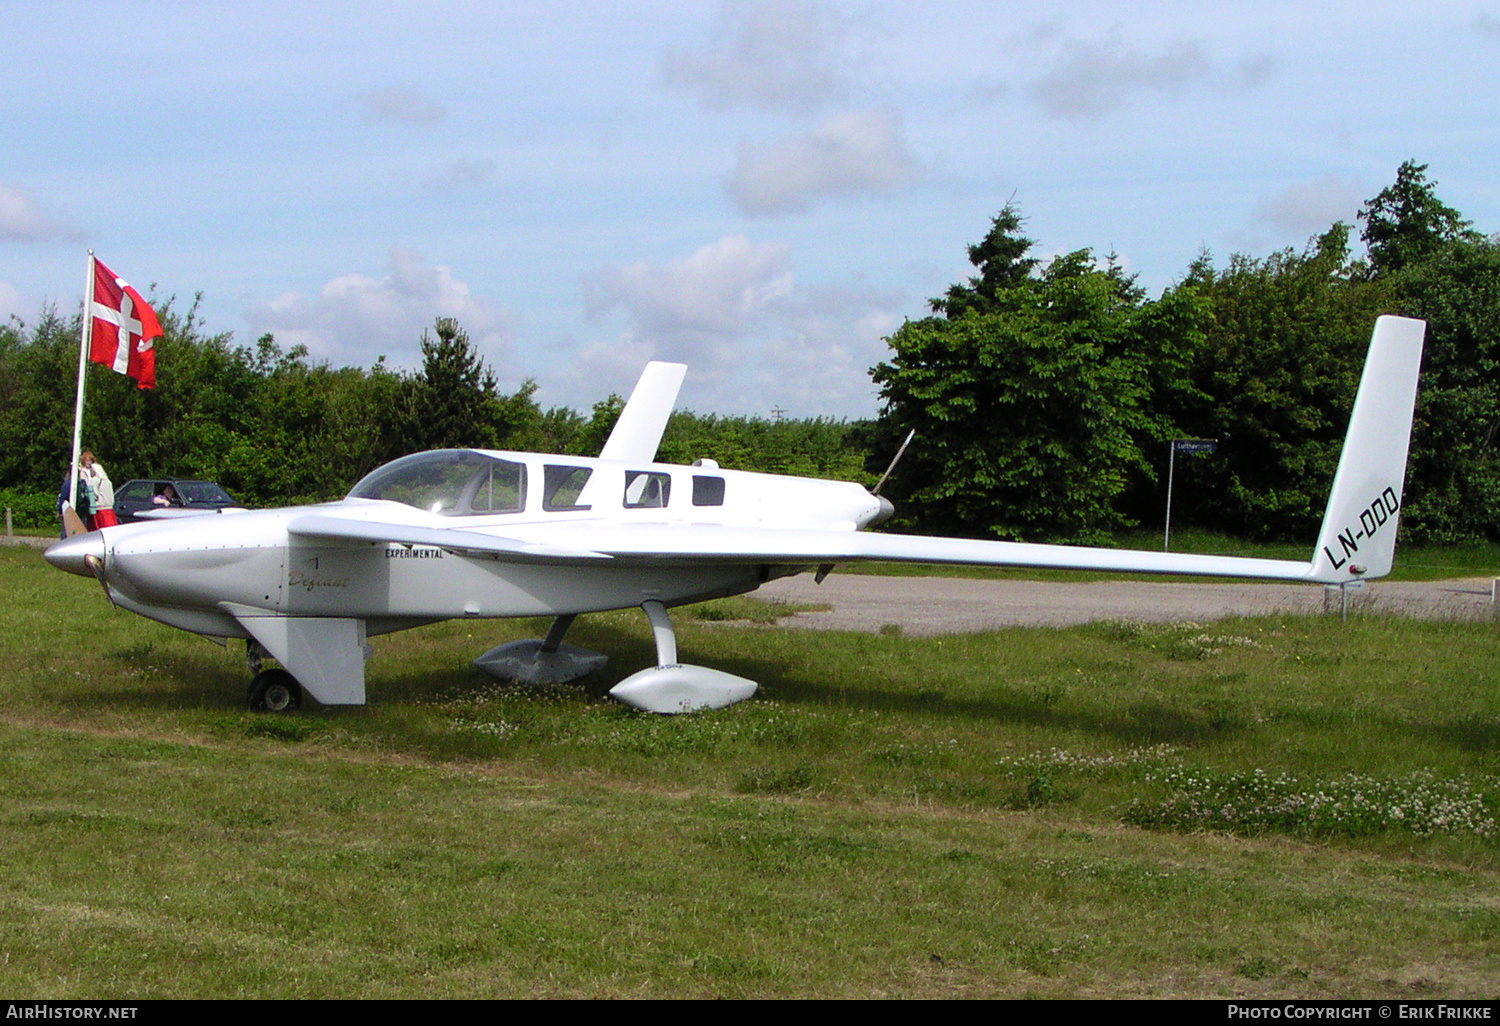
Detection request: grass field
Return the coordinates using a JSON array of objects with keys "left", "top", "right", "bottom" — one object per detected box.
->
[{"left": 0, "top": 543, "right": 1497, "bottom": 998}]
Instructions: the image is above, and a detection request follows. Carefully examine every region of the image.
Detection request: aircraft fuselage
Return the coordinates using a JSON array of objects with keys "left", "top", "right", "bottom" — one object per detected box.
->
[{"left": 50, "top": 450, "right": 885, "bottom": 641}]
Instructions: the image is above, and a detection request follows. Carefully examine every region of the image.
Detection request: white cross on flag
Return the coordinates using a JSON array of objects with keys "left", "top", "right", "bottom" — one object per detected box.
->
[{"left": 89, "top": 257, "right": 161, "bottom": 389}]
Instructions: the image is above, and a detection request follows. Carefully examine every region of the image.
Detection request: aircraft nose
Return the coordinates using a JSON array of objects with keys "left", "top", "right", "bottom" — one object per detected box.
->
[
  {"left": 44, "top": 533, "right": 106, "bottom": 578},
  {"left": 870, "top": 495, "right": 896, "bottom": 526}
]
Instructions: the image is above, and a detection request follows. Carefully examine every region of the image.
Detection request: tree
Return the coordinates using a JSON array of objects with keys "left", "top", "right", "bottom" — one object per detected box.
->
[
  {"left": 929, "top": 203, "right": 1040, "bottom": 319},
  {"left": 402, "top": 318, "right": 502, "bottom": 451},
  {"left": 1359, "top": 161, "right": 1480, "bottom": 277},
  {"left": 571, "top": 393, "right": 625, "bottom": 457},
  {"left": 1154, "top": 224, "right": 1392, "bottom": 539},
  {"left": 0, "top": 307, "right": 81, "bottom": 494},
  {"left": 873, "top": 207, "right": 1196, "bottom": 543},
  {"left": 1389, "top": 237, "right": 1500, "bottom": 541},
  {"left": 400, "top": 318, "right": 540, "bottom": 454}
]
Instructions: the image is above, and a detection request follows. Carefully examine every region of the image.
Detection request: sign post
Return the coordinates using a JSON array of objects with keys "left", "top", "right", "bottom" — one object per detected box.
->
[{"left": 1164, "top": 438, "right": 1217, "bottom": 552}]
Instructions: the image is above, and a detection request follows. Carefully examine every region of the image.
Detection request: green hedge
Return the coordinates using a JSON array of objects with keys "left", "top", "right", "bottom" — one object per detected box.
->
[{"left": 0, "top": 490, "right": 58, "bottom": 530}]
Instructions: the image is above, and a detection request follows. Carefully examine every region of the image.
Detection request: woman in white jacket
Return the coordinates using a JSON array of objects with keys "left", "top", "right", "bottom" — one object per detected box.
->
[{"left": 80, "top": 451, "right": 117, "bottom": 530}]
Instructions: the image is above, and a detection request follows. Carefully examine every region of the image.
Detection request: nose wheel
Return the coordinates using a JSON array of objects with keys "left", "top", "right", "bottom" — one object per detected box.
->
[{"left": 248, "top": 668, "right": 303, "bottom": 712}]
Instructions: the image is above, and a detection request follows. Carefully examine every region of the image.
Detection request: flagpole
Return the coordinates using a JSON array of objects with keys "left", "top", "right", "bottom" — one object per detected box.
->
[{"left": 68, "top": 251, "right": 95, "bottom": 510}]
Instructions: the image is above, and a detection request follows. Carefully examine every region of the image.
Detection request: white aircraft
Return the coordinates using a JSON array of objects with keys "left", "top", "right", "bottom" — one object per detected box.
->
[{"left": 46, "top": 316, "right": 1426, "bottom": 715}]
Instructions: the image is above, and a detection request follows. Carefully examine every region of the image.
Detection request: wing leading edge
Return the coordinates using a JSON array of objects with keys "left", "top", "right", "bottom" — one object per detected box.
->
[
  {"left": 518, "top": 523, "right": 1318, "bottom": 581},
  {"left": 286, "top": 515, "right": 611, "bottom": 563}
]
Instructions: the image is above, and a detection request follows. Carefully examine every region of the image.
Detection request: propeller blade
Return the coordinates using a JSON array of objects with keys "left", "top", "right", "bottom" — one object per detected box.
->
[
  {"left": 872, "top": 429, "right": 916, "bottom": 497},
  {"left": 60, "top": 503, "right": 88, "bottom": 538},
  {"left": 84, "top": 553, "right": 115, "bottom": 608}
]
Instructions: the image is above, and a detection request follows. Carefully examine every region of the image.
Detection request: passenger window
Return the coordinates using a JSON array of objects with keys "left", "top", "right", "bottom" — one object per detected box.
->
[
  {"left": 471, "top": 460, "right": 526, "bottom": 513},
  {"left": 543, "top": 465, "right": 593, "bottom": 511},
  {"left": 624, "top": 471, "right": 671, "bottom": 509},
  {"left": 692, "top": 475, "right": 725, "bottom": 506}
]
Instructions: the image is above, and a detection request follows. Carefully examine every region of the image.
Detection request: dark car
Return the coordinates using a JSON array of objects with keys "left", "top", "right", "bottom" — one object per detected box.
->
[{"left": 113, "top": 479, "right": 242, "bottom": 524}]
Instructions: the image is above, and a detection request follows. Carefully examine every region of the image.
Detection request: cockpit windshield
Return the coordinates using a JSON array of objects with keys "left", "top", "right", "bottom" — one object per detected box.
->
[{"left": 347, "top": 451, "right": 526, "bottom": 516}]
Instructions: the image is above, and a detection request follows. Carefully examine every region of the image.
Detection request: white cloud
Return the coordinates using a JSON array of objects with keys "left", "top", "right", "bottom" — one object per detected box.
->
[
  {"left": 1023, "top": 28, "right": 1270, "bottom": 120},
  {"left": 0, "top": 184, "right": 80, "bottom": 243},
  {"left": 1236, "top": 54, "right": 1275, "bottom": 88},
  {"left": 422, "top": 158, "right": 497, "bottom": 192},
  {"left": 362, "top": 87, "right": 445, "bottom": 125},
  {"left": 662, "top": 0, "right": 850, "bottom": 113},
  {"left": 0, "top": 281, "right": 25, "bottom": 325},
  {"left": 747, "top": 287, "right": 897, "bottom": 413},
  {"left": 1029, "top": 32, "right": 1209, "bottom": 119},
  {"left": 570, "top": 234, "right": 902, "bottom": 417},
  {"left": 727, "top": 109, "right": 920, "bottom": 216},
  {"left": 585, "top": 235, "right": 793, "bottom": 367},
  {"left": 1254, "top": 174, "right": 1366, "bottom": 236},
  {"left": 247, "top": 248, "right": 513, "bottom": 370}
]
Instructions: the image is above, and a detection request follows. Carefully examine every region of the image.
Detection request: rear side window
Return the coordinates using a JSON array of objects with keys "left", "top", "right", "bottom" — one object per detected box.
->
[
  {"left": 692, "top": 475, "right": 725, "bottom": 506},
  {"left": 116, "top": 481, "right": 153, "bottom": 503},
  {"left": 624, "top": 471, "right": 671, "bottom": 509},
  {"left": 544, "top": 465, "right": 593, "bottom": 511}
]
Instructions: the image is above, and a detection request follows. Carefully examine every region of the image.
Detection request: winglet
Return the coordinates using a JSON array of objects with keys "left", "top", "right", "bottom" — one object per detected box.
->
[
  {"left": 599, "top": 362, "right": 687, "bottom": 463},
  {"left": 1308, "top": 315, "right": 1426, "bottom": 583}
]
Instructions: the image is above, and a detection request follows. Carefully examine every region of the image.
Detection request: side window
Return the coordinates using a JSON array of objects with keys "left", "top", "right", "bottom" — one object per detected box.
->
[
  {"left": 624, "top": 471, "right": 671, "bottom": 509},
  {"left": 692, "top": 475, "right": 725, "bottom": 507},
  {"left": 470, "top": 460, "right": 526, "bottom": 514},
  {"left": 543, "top": 465, "right": 593, "bottom": 511},
  {"left": 116, "top": 481, "right": 152, "bottom": 503}
]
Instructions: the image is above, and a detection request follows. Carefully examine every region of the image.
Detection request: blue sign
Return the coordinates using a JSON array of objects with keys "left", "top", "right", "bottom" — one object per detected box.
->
[{"left": 1172, "top": 439, "right": 1217, "bottom": 454}]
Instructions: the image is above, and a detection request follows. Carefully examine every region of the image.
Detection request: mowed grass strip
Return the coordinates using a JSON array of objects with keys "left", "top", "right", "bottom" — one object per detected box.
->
[{"left": 1, "top": 545, "right": 1498, "bottom": 997}]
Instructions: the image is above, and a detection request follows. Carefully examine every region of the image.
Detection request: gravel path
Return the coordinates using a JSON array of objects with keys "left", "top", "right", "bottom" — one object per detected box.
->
[{"left": 756, "top": 572, "right": 1497, "bottom": 635}]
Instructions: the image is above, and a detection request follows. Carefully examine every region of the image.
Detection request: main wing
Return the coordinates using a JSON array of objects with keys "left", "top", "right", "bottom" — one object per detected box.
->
[{"left": 512, "top": 523, "right": 1318, "bottom": 581}]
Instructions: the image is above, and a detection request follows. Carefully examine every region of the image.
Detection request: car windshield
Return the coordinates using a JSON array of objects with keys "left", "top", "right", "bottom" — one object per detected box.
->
[
  {"left": 177, "top": 482, "right": 234, "bottom": 504},
  {"left": 347, "top": 451, "right": 525, "bottom": 515}
]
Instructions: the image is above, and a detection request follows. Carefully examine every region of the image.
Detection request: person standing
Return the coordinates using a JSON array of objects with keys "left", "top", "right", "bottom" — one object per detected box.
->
[
  {"left": 56, "top": 466, "right": 91, "bottom": 538},
  {"left": 80, "top": 451, "right": 117, "bottom": 529}
]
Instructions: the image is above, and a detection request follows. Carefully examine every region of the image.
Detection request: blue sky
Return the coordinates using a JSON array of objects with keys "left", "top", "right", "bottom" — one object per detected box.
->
[{"left": 3, "top": 1, "right": 1497, "bottom": 418}]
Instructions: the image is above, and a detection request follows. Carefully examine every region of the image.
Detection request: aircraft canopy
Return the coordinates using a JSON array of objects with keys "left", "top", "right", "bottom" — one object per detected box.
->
[{"left": 348, "top": 450, "right": 526, "bottom": 516}]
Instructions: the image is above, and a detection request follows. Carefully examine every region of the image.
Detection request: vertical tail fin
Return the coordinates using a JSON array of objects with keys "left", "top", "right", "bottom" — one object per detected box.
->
[
  {"left": 1308, "top": 315, "right": 1426, "bottom": 583},
  {"left": 599, "top": 362, "right": 687, "bottom": 463}
]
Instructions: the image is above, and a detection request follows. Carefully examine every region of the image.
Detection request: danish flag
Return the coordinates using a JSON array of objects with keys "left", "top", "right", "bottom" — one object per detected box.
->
[{"left": 89, "top": 257, "right": 160, "bottom": 389}]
